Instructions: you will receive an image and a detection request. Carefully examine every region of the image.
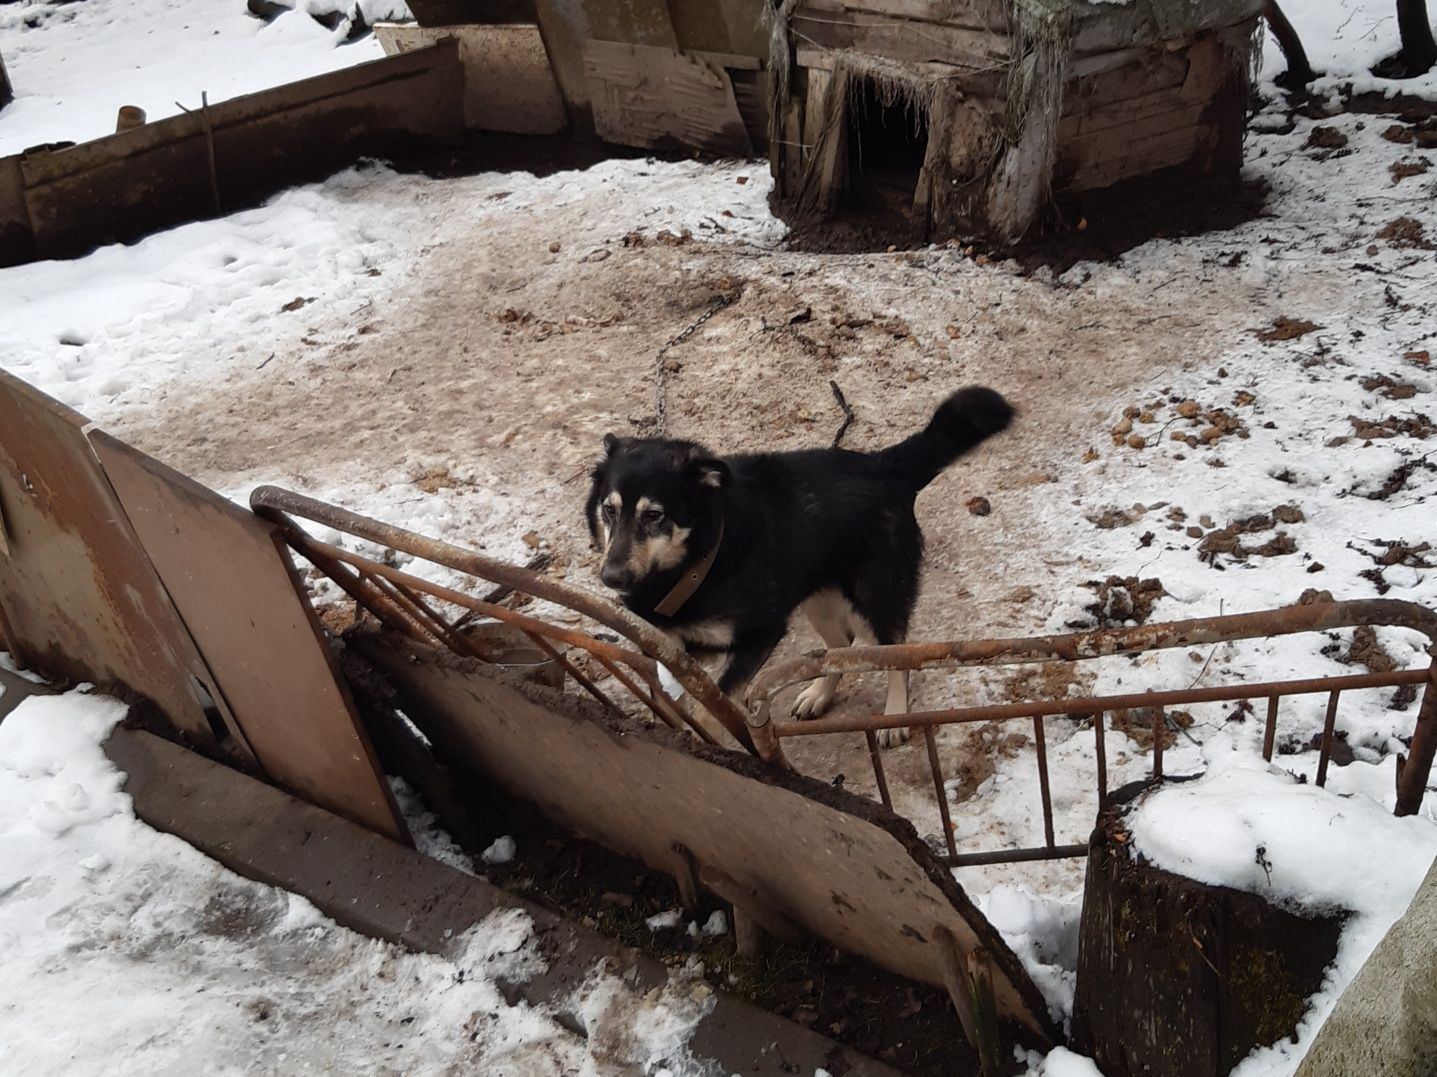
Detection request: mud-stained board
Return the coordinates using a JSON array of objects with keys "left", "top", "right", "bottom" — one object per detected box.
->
[
  {"left": 358, "top": 632, "right": 1061, "bottom": 1046},
  {"left": 0, "top": 371, "right": 250, "bottom": 756},
  {"left": 90, "top": 432, "right": 406, "bottom": 843},
  {"left": 583, "top": 40, "right": 753, "bottom": 157}
]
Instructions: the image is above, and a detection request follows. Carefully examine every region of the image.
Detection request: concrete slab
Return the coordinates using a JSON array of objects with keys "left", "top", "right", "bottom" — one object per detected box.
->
[{"left": 106, "top": 728, "right": 907, "bottom": 1077}]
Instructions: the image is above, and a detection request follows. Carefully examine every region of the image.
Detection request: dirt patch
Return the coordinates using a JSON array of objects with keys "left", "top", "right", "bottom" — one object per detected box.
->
[
  {"left": 1390, "top": 158, "right": 1431, "bottom": 184},
  {"left": 1078, "top": 576, "right": 1166, "bottom": 628},
  {"left": 1360, "top": 373, "right": 1420, "bottom": 400},
  {"left": 1377, "top": 216, "right": 1431, "bottom": 249},
  {"left": 1109, "top": 707, "right": 1193, "bottom": 751},
  {"left": 1341, "top": 625, "right": 1398, "bottom": 675},
  {"left": 1348, "top": 538, "right": 1435, "bottom": 594},
  {"left": 1304, "top": 125, "right": 1349, "bottom": 151},
  {"left": 1342, "top": 413, "right": 1436, "bottom": 441},
  {"left": 1196, "top": 507, "right": 1304, "bottom": 565},
  {"left": 1254, "top": 316, "right": 1319, "bottom": 343},
  {"left": 947, "top": 724, "right": 1028, "bottom": 805}
]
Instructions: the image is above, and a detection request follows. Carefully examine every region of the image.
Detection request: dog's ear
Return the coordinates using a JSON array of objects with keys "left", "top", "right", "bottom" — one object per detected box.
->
[
  {"left": 688, "top": 456, "right": 730, "bottom": 490},
  {"left": 602, "top": 433, "right": 621, "bottom": 456}
]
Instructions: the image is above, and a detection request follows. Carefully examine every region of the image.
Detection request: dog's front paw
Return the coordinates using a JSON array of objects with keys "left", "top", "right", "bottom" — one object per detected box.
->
[
  {"left": 876, "top": 725, "right": 912, "bottom": 748},
  {"left": 791, "top": 679, "right": 836, "bottom": 719}
]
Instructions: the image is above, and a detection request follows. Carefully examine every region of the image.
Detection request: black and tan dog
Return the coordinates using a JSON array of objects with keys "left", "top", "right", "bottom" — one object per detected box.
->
[{"left": 586, "top": 387, "right": 1014, "bottom": 746}]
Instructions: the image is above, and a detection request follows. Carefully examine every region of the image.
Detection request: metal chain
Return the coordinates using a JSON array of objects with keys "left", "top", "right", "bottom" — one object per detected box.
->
[{"left": 653, "top": 292, "right": 735, "bottom": 437}]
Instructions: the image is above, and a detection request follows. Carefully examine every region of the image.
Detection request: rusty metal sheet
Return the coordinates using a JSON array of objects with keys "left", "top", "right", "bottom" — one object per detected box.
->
[
  {"left": 15, "top": 43, "right": 462, "bottom": 263},
  {"left": 0, "top": 371, "right": 251, "bottom": 756},
  {"left": 359, "top": 632, "right": 1061, "bottom": 1047},
  {"left": 90, "top": 431, "right": 406, "bottom": 843},
  {"left": 584, "top": 40, "right": 754, "bottom": 156}
]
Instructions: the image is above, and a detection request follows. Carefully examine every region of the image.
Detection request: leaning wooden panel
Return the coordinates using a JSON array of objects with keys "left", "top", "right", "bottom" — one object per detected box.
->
[
  {"left": 0, "top": 371, "right": 247, "bottom": 754},
  {"left": 583, "top": 40, "right": 753, "bottom": 157},
  {"left": 358, "top": 632, "right": 1061, "bottom": 1046},
  {"left": 90, "top": 432, "right": 407, "bottom": 843}
]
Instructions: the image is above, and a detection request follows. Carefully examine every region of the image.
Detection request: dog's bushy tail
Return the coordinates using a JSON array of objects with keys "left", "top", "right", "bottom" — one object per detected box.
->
[{"left": 877, "top": 386, "right": 1014, "bottom": 491}]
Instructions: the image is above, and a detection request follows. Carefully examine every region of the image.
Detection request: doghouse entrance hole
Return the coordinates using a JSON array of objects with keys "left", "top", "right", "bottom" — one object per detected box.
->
[{"left": 845, "top": 76, "right": 929, "bottom": 226}]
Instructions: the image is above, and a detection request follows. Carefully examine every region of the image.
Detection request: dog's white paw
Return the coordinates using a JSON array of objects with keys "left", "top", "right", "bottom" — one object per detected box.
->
[
  {"left": 876, "top": 725, "right": 912, "bottom": 749},
  {"left": 791, "top": 679, "right": 836, "bottom": 719}
]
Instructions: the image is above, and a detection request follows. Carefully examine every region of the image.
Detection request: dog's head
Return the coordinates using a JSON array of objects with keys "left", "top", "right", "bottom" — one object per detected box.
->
[{"left": 585, "top": 434, "right": 729, "bottom": 594}]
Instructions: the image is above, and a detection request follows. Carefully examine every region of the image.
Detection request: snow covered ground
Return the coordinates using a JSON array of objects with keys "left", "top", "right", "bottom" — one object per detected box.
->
[
  {"left": 3, "top": 0, "right": 1437, "bottom": 1074},
  {"left": 0, "top": 0, "right": 395, "bottom": 157},
  {"left": 0, "top": 688, "right": 718, "bottom": 1076}
]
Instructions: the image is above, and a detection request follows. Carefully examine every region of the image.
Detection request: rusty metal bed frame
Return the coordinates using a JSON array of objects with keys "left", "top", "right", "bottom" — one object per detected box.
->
[{"left": 252, "top": 486, "right": 1437, "bottom": 869}]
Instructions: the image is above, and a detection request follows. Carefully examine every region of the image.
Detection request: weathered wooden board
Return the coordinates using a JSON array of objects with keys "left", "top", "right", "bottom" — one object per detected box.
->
[
  {"left": 584, "top": 40, "right": 753, "bottom": 156},
  {"left": 0, "top": 371, "right": 250, "bottom": 756},
  {"left": 90, "top": 432, "right": 406, "bottom": 842},
  {"left": 13, "top": 43, "right": 462, "bottom": 263},
  {"left": 358, "top": 632, "right": 1062, "bottom": 1046},
  {"left": 376, "top": 23, "right": 568, "bottom": 134},
  {"left": 798, "top": 0, "right": 1008, "bottom": 29},
  {"left": 584, "top": 0, "right": 677, "bottom": 47},
  {"left": 790, "top": 7, "right": 1008, "bottom": 67},
  {"left": 0, "top": 152, "right": 32, "bottom": 268},
  {"left": 667, "top": 0, "right": 768, "bottom": 58}
]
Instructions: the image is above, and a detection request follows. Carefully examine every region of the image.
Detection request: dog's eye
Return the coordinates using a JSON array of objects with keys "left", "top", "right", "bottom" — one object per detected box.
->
[
  {"left": 641, "top": 509, "right": 664, "bottom": 525},
  {"left": 601, "top": 503, "right": 617, "bottom": 520}
]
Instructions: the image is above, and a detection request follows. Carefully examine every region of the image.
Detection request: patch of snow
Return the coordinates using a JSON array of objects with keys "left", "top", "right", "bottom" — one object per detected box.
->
[
  {"left": 646, "top": 908, "right": 683, "bottom": 931},
  {"left": 482, "top": 834, "right": 517, "bottom": 865},
  {"left": 0, "top": 0, "right": 393, "bottom": 157},
  {"left": 1128, "top": 740, "right": 1437, "bottom": 1075},
  {"left": 1019, "top": 1046, "right": 1107, "bottom": 1077},
  {"left": 701, "top": 909, "right": 729, "bottom": 937},
  {"left": 1261, "top": 0, "right": 1437, "bottom": 101},
  {"left": 0, "top": 688, "right": 723, "bottom": 1073},
  {"left": 389, "top": 775, "right": 475, "bottom": 875},
  {"left": 976, "top": 885, "right": 1082, "bottom": 1029}
]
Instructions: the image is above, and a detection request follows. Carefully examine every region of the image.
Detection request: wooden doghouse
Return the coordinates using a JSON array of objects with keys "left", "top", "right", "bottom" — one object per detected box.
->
[{"left": 770, "top": 0, "right": 1264, "bottom": 241}]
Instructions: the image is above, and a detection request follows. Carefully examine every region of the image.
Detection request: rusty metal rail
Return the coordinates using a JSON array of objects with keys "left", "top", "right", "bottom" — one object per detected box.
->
[
  {"left": 249, "top": 486, "right": 754, "bottom": 751},
  {"left": 746, "top": 600, "right": 1437, "bottom": 866},
  {"left": 250, "top": 485, "right": 1437, "bottom": 870}
]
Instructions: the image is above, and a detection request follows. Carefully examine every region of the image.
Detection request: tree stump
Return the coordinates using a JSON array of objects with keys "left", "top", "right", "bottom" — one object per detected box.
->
[{"left": 1071, "top": 781, "right": 1343, "bottom": 1077}]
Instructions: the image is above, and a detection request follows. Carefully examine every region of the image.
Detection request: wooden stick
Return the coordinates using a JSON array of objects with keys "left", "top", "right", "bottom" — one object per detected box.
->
[
  {"left": 829, "top": 379, "right": 855, "bottom": 447},
  {"left": 198, "top": 91, "right": 223, "bottom": 215},
  {"left": 699, "top": 865, "right": 801, "bottom": 946},
  {"left": 672, "top": 842, "right": 700, "bottom": 914}
]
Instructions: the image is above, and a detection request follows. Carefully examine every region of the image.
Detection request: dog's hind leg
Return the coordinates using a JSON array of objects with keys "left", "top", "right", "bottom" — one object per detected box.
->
[{"left": 792, "top": 590, "right": 855, "bottom": 719}]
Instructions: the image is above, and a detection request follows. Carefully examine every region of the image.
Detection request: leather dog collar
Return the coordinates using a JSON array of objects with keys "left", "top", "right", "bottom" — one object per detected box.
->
[{"left": 654, "top": 521, "right": 724, "bottom": 617}]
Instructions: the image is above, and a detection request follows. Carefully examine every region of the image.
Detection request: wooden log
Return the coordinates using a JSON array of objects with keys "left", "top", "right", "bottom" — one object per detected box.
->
[{"left": 1071, "top": 781, "right": 1344, "bottom": 1077}]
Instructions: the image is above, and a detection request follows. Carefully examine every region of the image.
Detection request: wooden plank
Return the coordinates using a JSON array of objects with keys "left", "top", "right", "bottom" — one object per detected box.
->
[
  {"left": 667, "top": 0, "right": 769, "bottom": 58},
  {"left": 90, "top": 431, "right": 407, "bottom": 842},
  {"left": 1064, "top": 50, "right": 1190, "bottom": 115},
  {"left": 1062, "top": 120, "right": 1217, "bottom": 192},
  {"left": 799, "top": 0, "right": 1008, "bottom": 30},
  {"left": 376, "top": 23, "right": 568, "bottom": 134},
  {"left": 358, "top": 633, "right": 1062, "bottom": 1046},
  {"left": 0, "top": 371, "right": 251, "bottom": 757},
  {"left": 17, "top": 44, "right": 462, "bottom": 262},
  {"left": 533, "top": 0, "right": 595, "bottom": 129},
  {"left": 0, "top": 151, "right": 35, "bottom": 268},
  {"left": 584, "top": 0, "right": 678, "bottom": 48},
  {"left": 790, "top": 8, "right": 1008, "bottom": 67},
  {"left": 583, "top": 40, "right": 753, "bottom": 156}
]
